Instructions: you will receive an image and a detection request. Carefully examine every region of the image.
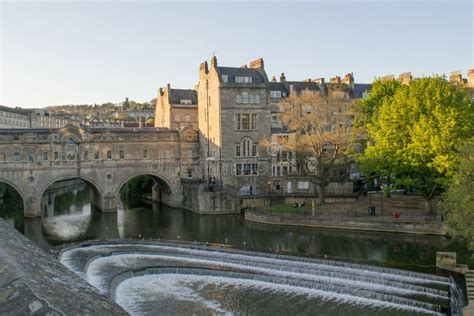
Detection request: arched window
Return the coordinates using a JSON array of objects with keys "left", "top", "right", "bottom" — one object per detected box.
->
[{"left": 239, "top": 137, "right": 258, "bottom": 157}]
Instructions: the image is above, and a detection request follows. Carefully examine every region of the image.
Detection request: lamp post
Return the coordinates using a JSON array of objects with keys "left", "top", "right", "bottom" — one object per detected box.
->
[{"left": 267, "top": 181, "right": 272, "bottom": 207}]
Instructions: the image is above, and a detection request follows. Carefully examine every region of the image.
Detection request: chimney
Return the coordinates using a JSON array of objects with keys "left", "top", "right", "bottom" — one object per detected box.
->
[
  {"left": 449, "top": 71, "right": 463, "bottom": 84},
  {"left": 210, "top": 56, "right": 218, "bottom": 69},
  {"left": 341, "top": 73, "right": 354, "bottom": 85},
  {"left": 280, "top": 73, "right": 286, "bottom": 82},
  {"left": 271, "top": 76, "right": 277, "bottom": 82},
  {"left": 249, "top": 58, "right": 264, "bottom": 70},
  {"left": 398, "top": 72, "right": 412, "bottom": 85},
  {"left": 314, "top": 78, "right": 325, "bottom": 84},
  {"left": 467, "top": 69, "right": 474, "bottom": 87},
  {"left": 199, "top": 61, "right": 208, "bottom": 74},
  {"left": 380, "top": 75, "right": 395, "bottom": 82},
  {"left": 166, "top": 83, "right": 171, "bottom": 91},
  {"left": 330, "top": 76, "right": 341, "bottom": 84},
  {"left": 240, "top": 64, "right": 248, "bottom": 68}
]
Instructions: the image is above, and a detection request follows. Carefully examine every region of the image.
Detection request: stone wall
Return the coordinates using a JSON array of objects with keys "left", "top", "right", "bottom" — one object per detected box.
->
[
  {"left": 182, "top": 179, "right": 239, "bottom": 214},
  {"left": 245, "top": 210, "right": 444, "bottom": 235},
  {"left": 0, "top": 219, "right": 126, "bottom": 315}
]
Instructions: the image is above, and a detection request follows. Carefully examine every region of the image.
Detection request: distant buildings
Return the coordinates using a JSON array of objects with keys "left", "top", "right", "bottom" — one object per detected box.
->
[{"left": 0, "top": 105, "right": 31, "bottom": 128}]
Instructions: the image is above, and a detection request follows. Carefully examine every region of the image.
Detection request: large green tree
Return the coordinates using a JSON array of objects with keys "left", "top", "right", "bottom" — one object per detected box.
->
[
  {"left": 441, "top": 139, "right": 474, "bottom": 250},
  {"left": 355, "top": 77, "right": 473, "bottom": 212}
]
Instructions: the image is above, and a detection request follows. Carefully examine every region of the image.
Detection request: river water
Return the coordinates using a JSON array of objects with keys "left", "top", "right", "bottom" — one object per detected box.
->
[{"left": 0, "top": 180, "right": 471, "bottom": 315}]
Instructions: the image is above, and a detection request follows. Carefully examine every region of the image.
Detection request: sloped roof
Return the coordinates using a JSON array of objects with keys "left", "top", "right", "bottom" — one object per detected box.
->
[
  {"left": 0, "top": 105, "right": 32, "bottom": 116},
  {"left": 169, "top": 89, "right": 198, "bottom": 105},
  {"left": 218, "top": 67, "right": 265, "bottom": 84},
  {"left": 286, "top": 81, "right": 321, "bottom": 93},
  {"left": 353, "top": 84, "right": 372, "bottom": 99}
]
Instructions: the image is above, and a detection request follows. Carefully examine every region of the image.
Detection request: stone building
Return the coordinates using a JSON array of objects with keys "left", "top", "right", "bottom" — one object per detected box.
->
[
  {"left": 195, "top": 57, "right": 272, "bottom": 194},
  {"left": 0, "top": 105, "right": 31, "bottom": 128},
  {"left": 156, "top": 56, "right": 373, "bottom": 196},
  {"left": 155, "top": 84, "right": 198, "bottom": 130}
]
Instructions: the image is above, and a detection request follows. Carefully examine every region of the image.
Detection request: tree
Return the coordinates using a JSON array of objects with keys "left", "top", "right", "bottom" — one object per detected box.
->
[
  {"left": 355, "top": 77, "right": 473, "bottom": 213},
  {"left": 277, "top": 90, "right": 353, "bottom": 205},
  {"left": 441, "top": 139, "right": 474, "bottom": 250}
]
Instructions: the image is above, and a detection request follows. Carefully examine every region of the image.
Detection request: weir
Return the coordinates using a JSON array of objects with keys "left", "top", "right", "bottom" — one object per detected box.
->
[{"left": 59, "top": 241, "right": 467, "bottom": 315}]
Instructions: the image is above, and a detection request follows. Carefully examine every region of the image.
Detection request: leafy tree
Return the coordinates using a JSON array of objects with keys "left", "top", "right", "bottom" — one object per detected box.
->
[
  {"left": 277, "top": 90, "right": 353, "bottom": 205},
  {"left": 355, "top": 77, "right": 473, "bottom": 213},
  {"left": 441, "top": 139, "right": 474, "bottom": 250}
]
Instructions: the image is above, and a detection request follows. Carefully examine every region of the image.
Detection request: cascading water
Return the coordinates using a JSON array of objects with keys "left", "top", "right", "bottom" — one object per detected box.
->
[{"left": 59, "top": 241, "right": 466, "bottom": 315}]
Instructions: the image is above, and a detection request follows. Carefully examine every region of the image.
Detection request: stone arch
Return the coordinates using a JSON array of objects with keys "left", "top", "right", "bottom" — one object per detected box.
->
[
  {"left": 39, "top": 176, "right": 104, "bottom": 214},
  {"left": 115, "top": 173, "right": 175, "bottom": 207},
  {"left": 0, "top": 178, "right": 26, "bottom": 213}
]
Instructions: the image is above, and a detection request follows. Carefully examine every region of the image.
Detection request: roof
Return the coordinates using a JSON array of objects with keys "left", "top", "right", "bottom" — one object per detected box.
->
[
  {"left": 169, "top": 89, "right": 198, "bottom": 105},
  {"left": 218, "top": 66, "right": 265, "bottom": 84},
  {"left": 268, "top": 82, "right": 288, "bottom": 94},
  {"left": 353, "top": 84, "right": 372, "bottom": 99},
  {"left": 286, "top": 81, "right": 321, "bottom": 93},
  {"left": 0, "top": 105, "right": 32, "bottom": 116}
]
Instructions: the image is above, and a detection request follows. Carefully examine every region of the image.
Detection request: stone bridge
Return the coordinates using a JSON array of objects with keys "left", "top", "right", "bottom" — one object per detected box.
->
[{"left": 0, "top": 126, "right": 200, "bottom": 217}]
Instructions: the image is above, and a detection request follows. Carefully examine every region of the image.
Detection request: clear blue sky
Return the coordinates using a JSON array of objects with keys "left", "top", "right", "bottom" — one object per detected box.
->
[{"left": 1, "top": 1, "right": 472, "bottom": 108}]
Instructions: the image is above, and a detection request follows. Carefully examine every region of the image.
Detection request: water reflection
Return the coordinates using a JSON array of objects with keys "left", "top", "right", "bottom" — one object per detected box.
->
[{"left": 0, "top": 179, "right": 472, "bottom": 269}]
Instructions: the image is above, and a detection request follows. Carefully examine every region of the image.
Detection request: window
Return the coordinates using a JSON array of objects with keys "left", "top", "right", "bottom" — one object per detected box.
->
[
  {"left": 94, "top": 151, "right": 99, "bottom": 160},
  {"left": 242, "top": 92, "right": 249, "bottom": 104},
  {"left": 107, "top": 150, "right": 112, "bottom": 159},
  {"left": 165, "top": 150, "right": 171, "bottom": 159},
  {"left": 119, "top": 150, "right": 124, "bottom": 159},
  {"left": 236, "top": 95, "right": 242, "bottom": 103},
  {"left": 270, "top": 90, "right": 282, "bottom": 98},
  {"left": 13, "top": 135, "right": 19, "bottom": 141},
  {"left": 235, "top": 76, "right": 252, "bottom": 83},
  {"left": 83, "top": 151, "right": 88, "bottom": 160},
  {"left": 143, "top": 149, "right": 148, "bottom": 158},
  {"left": 251, "top": 113, "right": 257, "bottom": 129},
  {"left": 187, "top": 168, "right": 193, "bottom": 178},
  {"left": 54, "top": 151, "right": 59, "bottom": 160},
  {"left": 235, "top": 163, "right": 242, "bottom": 176},
  {"left": 61, "top": 152, "right": 65, "bottom": 160},
  {"left": 252, "top": 144, "right": 258, "bottom": 157},
  {"left": 243, "top": 163, "right": 251, "bottom": 175},
  {"left": 187, "top": 150, "right": 193, "bottom": 158},
  {"left": 13, "top": 152, "right": 20, "bottom": 162},
  {"left": 252, "top": 163, "right": 258, "bottom": 175},
  {"left": 42, "top": 152, "right": 48, "bottom": 161},
  {"left": 255, "top": 94, "right": 260, "bottom": 104},
  {"left": 242, "top": 138, "right": 251, "bottom": 156},
  {"left": 180, "top": 99, "right": 192, "bottom": 105},
  {"left": 236, "top": 113, "right": 256, "bottom": 130},
  {"left": 235, "top": 145, "right": 241, "bottom": 157},
  {"left": 222, "top": 75, "right": 228, "bottom": 83},
  {"left": 241, "top": 113, "right": 250, "bottom": 129}
]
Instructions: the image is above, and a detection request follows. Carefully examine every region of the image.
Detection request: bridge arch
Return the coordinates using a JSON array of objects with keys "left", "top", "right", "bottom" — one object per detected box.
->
[
  {"left": 116, "top": 173, "right": 174, "bottom": 206},
  {"left": 0, "top": 179, "right": 26, "bottom": 213},
  {"left": 40, "top": 176, "right": 104, "bottom": 214}
]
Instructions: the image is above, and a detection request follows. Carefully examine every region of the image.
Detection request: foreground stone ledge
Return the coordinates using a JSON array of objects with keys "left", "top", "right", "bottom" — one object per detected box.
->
[{"left": 0, "top": 219, "right": 127, "bottom": 315}]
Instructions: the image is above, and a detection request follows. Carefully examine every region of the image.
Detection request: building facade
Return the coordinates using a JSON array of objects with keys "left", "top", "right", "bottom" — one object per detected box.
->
[{"left": 156, "top": 56, "right": 373, "bottom": 196}]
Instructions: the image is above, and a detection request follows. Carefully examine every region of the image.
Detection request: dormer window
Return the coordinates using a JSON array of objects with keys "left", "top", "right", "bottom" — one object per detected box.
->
[
  {"left": 180, "top": 99, "right": 192, "bottom": 105},
  {"left": 270, "top": 91, "right": 282, "bottom": 98},
  {"left": 235, "top": 76, "right": 252, "bottom": 83},
  {"left": 222, "top": 75, "right": 228, "bottom": 83}
]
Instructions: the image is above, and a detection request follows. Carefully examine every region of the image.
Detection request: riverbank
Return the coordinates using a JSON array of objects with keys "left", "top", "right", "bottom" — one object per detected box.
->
[
  {"left": 0, "top": 219, "right": 126, "bottom": 315},
  {"left": 245, "top": 209, "right": 445, "bottom": 235}
]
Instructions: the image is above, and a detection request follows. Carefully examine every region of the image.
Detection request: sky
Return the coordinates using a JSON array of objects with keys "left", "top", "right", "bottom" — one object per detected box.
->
[{"left": 1, "top": 0, "right": 473, "bottom": 108}]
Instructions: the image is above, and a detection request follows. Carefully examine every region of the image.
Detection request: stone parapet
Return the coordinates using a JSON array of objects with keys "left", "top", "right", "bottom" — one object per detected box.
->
[{"left": 0, "top": 219, "right": 126, "bottom": 315}]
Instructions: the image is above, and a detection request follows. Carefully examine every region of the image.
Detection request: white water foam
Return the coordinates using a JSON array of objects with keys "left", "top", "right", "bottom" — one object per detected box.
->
[{"left": 115, "top": 274, "right": 442, "bottom": 316}]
